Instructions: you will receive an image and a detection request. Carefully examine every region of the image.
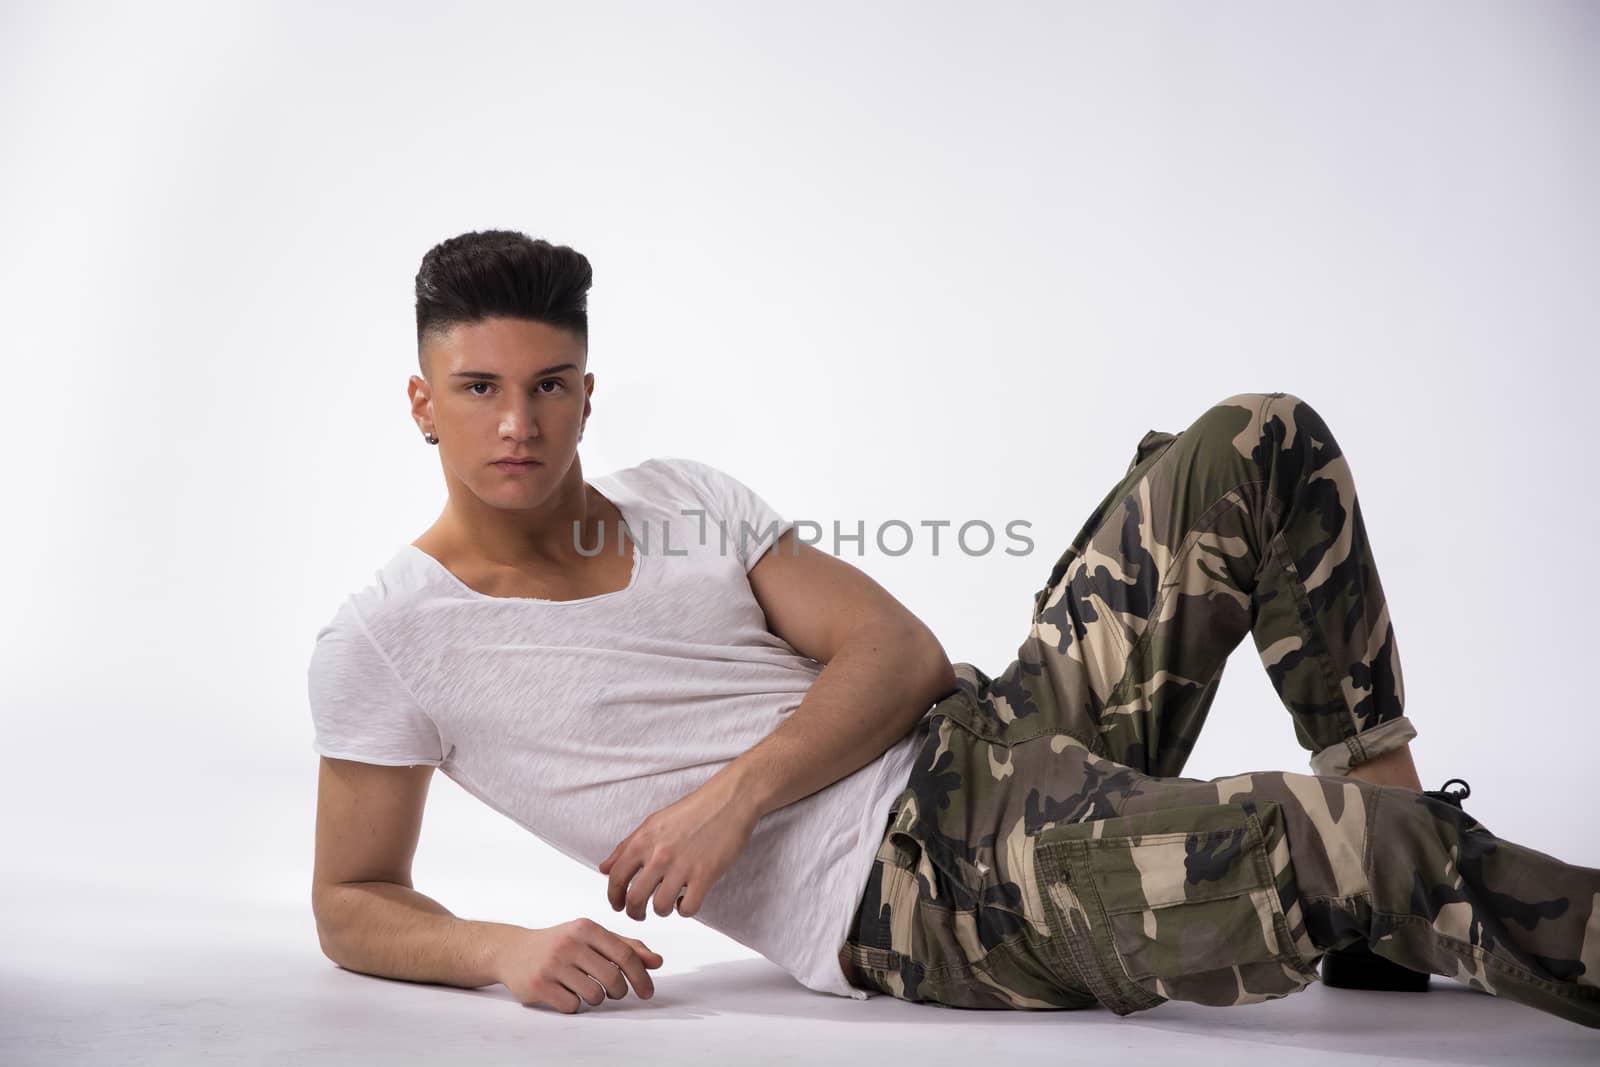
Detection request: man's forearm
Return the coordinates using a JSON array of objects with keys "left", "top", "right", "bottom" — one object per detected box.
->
[
  {"left": 710, "top": 622, "right": 956, "bottom": 820},
  {"left": 315, "top": 880, "right": 513, "bottom": 989}
]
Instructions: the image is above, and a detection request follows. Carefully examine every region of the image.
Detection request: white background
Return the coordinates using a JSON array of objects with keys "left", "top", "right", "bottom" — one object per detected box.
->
[{"left": 5, "top": 1, "right": 1598, "bottom": 1061}]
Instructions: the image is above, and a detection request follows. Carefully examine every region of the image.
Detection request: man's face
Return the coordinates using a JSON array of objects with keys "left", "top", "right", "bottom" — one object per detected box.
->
[{"left": 410, "top": 317, "right": 593, "bottom": 508}]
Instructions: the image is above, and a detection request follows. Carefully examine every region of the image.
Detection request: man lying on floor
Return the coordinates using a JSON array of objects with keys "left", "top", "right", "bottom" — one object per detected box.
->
[{"left": 308, "top": 229, "right": 1600, "bottom": 1030}]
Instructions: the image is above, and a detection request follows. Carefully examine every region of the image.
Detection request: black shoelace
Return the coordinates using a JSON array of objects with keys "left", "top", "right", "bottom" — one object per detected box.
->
[{"left": 1422, "top": 777, "right": 1470, "bottom": 808}]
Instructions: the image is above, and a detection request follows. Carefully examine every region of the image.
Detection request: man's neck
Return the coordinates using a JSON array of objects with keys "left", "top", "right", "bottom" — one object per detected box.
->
[{"left": 428, "top": 463, "right": 607, "bottom": 573}]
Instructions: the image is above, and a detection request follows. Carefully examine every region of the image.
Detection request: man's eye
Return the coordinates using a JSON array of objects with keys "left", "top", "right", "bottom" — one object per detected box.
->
[
  {"left": 538, "top": 380, "right": 565, "bottom": 393},
  {"left": 467, "top": 382, "right": 492, "bottom": 396}
]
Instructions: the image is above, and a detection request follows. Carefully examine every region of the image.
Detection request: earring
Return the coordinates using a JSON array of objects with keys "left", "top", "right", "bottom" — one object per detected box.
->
[{"left": 424, "top": 431, "right": 439, "bottom": 445}]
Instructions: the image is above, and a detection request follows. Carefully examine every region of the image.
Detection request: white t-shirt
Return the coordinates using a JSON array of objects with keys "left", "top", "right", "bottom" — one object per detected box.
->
[{"left": 306, "top": 456, "right": 922, "bottom": 1000}]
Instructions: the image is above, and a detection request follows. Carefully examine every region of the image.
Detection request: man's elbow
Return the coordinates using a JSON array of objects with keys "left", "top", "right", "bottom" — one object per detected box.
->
[
  {"left": 924, "top": 640, "right": 959, "bottom": 705},
  {"left": 896, "top": 620, "right": 957, "bottom": 707}
]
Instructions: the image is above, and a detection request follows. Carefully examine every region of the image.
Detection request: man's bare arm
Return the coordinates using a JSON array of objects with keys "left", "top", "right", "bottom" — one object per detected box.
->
[
  {"left": 313, "top": 877, "right": 510, "bottom": 988},
  {"left": 711, "top": 530, "right": 957, "bottom": 820},
  {"left": 313, "top": 757, "right": 661, "bottom": 1012}
]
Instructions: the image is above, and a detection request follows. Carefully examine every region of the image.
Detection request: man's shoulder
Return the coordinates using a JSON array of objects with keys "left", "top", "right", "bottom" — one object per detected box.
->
[
  {"left": 605, "top": 455, "right": 755, "bottom": 504},
  {"left": 604, "top": 454, "right": 710, "bottom": 486},
  {"left": 601, "top": 455, "right": 723, "bottom": 508},
  {"left": 318, "top": 546, "right": 451, "bottom": 640}
]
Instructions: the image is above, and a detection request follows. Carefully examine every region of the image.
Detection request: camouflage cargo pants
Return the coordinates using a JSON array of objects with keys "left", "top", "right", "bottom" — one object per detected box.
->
[{"left": 838, "top": 391, "right": 1600, "bottom": 1029}]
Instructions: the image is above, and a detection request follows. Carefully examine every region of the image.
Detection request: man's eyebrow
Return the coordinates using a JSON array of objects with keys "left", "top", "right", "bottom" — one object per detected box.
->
[{"left": 450, "top": 363, "right": 579, "bottom": 381}]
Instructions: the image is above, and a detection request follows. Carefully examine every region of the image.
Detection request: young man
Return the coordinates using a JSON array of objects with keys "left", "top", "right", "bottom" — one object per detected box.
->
[{"left": 309, "top": 230, "right": 1600, "bottom": 1028}]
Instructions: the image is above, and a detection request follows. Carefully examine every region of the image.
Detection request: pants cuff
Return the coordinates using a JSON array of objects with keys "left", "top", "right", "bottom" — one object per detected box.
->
[{"left": 1308, "top": 714, "right": 1419, "bottom": 777}]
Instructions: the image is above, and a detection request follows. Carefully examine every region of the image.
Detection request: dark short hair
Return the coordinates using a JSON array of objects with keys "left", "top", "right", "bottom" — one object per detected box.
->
[{"left": 414, "top": 230, "right": 592, "bottom": 372}]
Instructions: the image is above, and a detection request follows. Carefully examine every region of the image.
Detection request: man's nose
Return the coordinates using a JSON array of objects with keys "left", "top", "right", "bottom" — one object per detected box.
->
[{"left": 499, "top": 397, "right": 540, "bottom": 438}]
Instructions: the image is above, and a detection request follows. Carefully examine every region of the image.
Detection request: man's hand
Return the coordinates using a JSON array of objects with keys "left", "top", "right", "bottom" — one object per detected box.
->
[
  {"left": 494, "top": 919, "right": 663, "bottom": 1014},
  {"left": 598, "top": 775, "right": 759, "bottom": 921}
]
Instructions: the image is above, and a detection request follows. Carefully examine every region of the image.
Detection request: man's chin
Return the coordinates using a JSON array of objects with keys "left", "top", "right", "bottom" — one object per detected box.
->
[{"left": 464, "top": 479, "right": 546, "bottom": 509}]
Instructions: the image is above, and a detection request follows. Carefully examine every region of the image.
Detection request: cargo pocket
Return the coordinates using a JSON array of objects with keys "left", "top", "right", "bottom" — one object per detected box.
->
[
  {"left": 1031, "top": 800, "right": 1320, "bottom": 1016},
  {"left": 841, "top": 798, "right": 1055, "bottom": 1009},
  {"left": 839, "top": 830, "right": 921, "bottom": 987}
]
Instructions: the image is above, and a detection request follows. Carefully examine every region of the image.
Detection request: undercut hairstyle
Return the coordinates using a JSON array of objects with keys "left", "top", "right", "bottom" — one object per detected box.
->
[{"left": 413, "top": 230, "right": 593, "bottom": 376}]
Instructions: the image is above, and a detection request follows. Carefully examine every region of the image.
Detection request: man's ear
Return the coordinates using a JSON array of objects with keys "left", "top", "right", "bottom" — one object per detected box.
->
[{"left": 408, "top": 375, "right": 434, "bottom": 434}]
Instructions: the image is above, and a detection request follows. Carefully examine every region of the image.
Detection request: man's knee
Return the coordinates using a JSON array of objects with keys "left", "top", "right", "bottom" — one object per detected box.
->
[
  {"left": 1210, "top": 391, "right": 1314, "bottom": 434},
  {"left": 1197, "top": 391, "right": 1349, "bottom": 485}
]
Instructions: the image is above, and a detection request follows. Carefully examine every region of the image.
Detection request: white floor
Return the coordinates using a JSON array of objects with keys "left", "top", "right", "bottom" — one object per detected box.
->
[{"left": 6, "top": 873, "right": 1597, "bottom": 1067}]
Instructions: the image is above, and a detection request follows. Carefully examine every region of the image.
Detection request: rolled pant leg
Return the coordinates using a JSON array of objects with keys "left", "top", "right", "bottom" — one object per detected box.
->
[{"left": 963, "top": 390, "right": 1416, "bottom": 778}]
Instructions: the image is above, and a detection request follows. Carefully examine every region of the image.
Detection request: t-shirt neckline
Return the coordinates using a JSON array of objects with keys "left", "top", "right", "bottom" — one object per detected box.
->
[{"left": 403, "top": 478, "right": 644, "bottom": 605}]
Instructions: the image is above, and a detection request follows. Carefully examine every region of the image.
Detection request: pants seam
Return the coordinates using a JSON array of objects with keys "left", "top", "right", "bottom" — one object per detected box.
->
[
  {"left": 1275, "top": 530, "right": 1354, "bottom": 734},
  {"left": 1364, "top": 784, "right": 1382, "bottom": 891}
]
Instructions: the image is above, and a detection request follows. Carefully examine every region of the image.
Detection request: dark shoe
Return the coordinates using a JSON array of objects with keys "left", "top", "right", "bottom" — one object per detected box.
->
[
  {"left": 1321, "top": 940, "right": 1431, "bottom": 991},
  {"left": 1318, "top": 778, "right": 1472, "bottom": 992}
]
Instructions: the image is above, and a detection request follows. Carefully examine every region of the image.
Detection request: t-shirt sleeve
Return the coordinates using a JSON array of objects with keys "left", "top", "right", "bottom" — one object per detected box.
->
[
  {"left": 669, "top": 457, "right": 795, "bottom": 572},
  {"left": 306, "top": 598, "right": 446, "bottom": 767}
]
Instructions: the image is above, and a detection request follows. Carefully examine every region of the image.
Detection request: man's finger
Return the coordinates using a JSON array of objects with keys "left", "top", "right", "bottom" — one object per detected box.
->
[
  {"left": 596, "top": 932, "right": 657, "bottom": 999},
  {"left": 607, "top": 853, "right": 646, "bottom": 911},
  {"left": 574, "top": 946, "right": 630, "bottom": 1000},
  {"left": 652, "top": 879, "right": 685, "bottom": 918},
  {"left": 626, "top": 866, "right": 666, "bottom": 921},
  {"left": 677, "top": 883, "right": 702, "bottom": 918}
]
